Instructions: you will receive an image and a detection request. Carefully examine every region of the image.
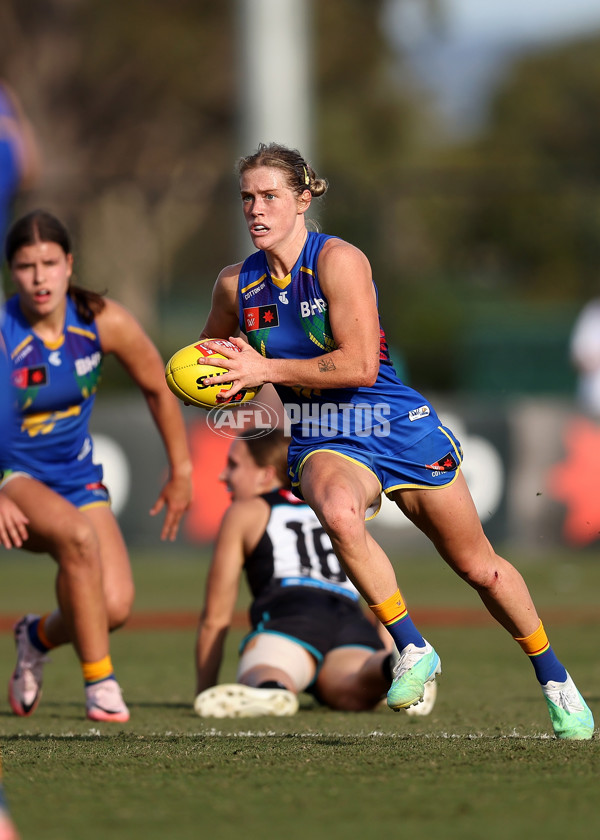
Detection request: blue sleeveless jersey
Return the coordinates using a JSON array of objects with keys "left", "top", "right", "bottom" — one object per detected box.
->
[
  {"left": 0, "top": 294, "right": 104, "bottom": 485},
  {"left": 237, "top": 231, "right": 442, "bottom": 458}
]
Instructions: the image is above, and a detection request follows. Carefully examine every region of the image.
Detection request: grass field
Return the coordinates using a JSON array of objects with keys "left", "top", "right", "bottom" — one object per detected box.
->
[{"left": 1, "top": 546, "right": 599, "bottom": 840}]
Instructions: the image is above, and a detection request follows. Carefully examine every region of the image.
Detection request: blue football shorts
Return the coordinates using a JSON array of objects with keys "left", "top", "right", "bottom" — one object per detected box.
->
[
  {"left": 0, "top": 468, "right": 111, "bottom": 510},
  {"left": 288, "top": 423, "right": 463, "bottom": 519}
]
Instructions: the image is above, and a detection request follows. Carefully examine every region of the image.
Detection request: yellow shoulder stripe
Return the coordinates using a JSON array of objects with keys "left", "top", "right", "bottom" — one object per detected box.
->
[
  {"left": 10, "top": 335, "right": 33, "bottom": 361},
  {"left": 241, "top": 274, "right": 267, "bottom": 294}
]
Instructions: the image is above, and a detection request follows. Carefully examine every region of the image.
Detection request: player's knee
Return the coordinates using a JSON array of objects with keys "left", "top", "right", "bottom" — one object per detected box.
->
[
  {"left": 55, "top": 517, "right": 99, "bottom": 566},
  {"left": 106, "top": 589, "right": 134, "bottom": 631},
  {"left": 459, "top": 558, "right": 503, "bottom": 592},
  {"left": 318, "top": 494, "right": 364, "bottom": 544}
]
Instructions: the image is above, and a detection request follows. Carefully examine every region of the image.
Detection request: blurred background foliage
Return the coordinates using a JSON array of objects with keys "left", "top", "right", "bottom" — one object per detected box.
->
[{"left": 2, "top": 0, "right": 600, "bottom": 395}]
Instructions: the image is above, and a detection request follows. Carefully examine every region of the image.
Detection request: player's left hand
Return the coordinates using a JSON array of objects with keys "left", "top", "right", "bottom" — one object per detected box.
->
[
  {"left": 200, "top": 336, "right": 270, "bottom": 398},
  {"left": 149, "top": 473, "right": 193, "bottom": 542}
]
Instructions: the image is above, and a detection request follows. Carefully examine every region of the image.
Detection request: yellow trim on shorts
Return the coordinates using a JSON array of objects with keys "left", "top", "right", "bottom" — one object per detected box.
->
[
  {"left": 383, "top": 426, "right": 463, "bottom": 495},
  {"left": 79, "top": 500, "right": 111, "bottom": 512},
  {"left": 439, "top": 425, "right": 463, "bottom": 460},
  {"left": 383, "top": 466, "right": 461, "bottom": 496},
  {"left": 294, "top": 448, "right": 383, "bottom": 521},
  {"left": 0, "top": 471, "right": 110, "bottom": 511}
]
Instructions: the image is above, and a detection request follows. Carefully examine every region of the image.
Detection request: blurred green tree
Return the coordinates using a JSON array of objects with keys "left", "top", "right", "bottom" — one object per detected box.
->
[
  {"left": 2, "top": 0, "right": 433, "bottom": 367},
  {"left": 432, "top": 34, "right": 600, "bottom": 303},
  {"left": 405, "top": 34, "right": 600, "bottom": 392},
  {"left": 1, "top": 0, "right": 236, "bottom": 337}
]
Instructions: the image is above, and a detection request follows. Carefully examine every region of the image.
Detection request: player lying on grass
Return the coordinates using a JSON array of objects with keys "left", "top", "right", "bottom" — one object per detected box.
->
[
  {"left": 0, "top": 210, "right": 193, "bottom": 723},
  {"left": 194, "top": 427, "right": 436, "bottom": 718}
]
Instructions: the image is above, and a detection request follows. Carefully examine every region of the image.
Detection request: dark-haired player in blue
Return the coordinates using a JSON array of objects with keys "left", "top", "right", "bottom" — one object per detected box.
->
[
  {"left": 197, "top": 142, "right": 593, "bottom": 739},
  {"left": 0, "top": 209, "right": 193, "bottom": 722}
]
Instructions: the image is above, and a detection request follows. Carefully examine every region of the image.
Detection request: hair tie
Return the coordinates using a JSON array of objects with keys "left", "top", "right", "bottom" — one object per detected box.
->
[{"left": 302, "top": 165, "right": 310, "bottom": 186}]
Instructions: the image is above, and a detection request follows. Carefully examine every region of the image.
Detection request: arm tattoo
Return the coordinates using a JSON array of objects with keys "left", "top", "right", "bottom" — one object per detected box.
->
[{"left": 318, "top": 358, "right": 336, "bottom": 373}]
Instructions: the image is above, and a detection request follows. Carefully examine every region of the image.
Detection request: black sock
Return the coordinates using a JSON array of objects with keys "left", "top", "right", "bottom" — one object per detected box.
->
[{"left": 257, "top": 680, "right": 288, "bottom": 690}]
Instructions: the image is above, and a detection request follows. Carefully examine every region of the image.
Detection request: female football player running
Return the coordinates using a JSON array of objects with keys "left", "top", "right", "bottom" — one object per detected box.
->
[
  {"left": 0, "top": 210, "right": 193, "bottom": 722},
  {"left": 195, "top": 142, "right": 593, "bottom": 739},
  {"left": 194, "top": 427, "right": 436, "bottom": 718}
]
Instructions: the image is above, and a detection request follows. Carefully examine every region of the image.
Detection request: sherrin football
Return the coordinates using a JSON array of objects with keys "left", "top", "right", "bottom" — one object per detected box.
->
[{"left": 165, "top": 339, "right": 262, "bottom": 410}]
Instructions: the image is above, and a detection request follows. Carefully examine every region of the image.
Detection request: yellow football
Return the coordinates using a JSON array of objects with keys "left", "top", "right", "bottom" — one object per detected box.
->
[{"left": 165, "top": 339, "right": 262, "bottom": 410}]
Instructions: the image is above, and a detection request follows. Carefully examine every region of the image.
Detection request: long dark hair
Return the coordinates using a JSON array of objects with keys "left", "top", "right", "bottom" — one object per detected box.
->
[{"left": 5, "top": 209, "right": 106, "bottom": 324}]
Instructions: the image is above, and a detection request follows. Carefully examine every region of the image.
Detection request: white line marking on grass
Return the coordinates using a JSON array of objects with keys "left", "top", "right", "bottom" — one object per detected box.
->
[
  {"left": 156, "top": 729, "right": 561, "bottom": 740},
  {"left": 11, "top": 728, "right": 590, "bottom": 741}
]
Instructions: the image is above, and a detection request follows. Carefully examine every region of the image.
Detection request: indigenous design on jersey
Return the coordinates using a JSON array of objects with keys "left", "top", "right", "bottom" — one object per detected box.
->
[
  {"left": 245, "top": 489, "right": 359, "bottom": 603},
  {"left": 237, "top": 231, "right": 443, "bottom": 455},
  {"left": 0, "top": 294, "right": 104, "bottom": 483},
  {"left": 239, "top": 241, "right": 336, "bottom": 362}
]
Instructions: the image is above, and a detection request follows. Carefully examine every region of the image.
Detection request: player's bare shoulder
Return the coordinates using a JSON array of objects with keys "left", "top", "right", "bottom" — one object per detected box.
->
[
  {"left": 96, "top": 296, "right": 129, "bottom": 323},
  {"left": 206, "top": 261, "right": 244, "bottom": 319},
  {"left": 202, "top": 261, "right": 245, "bottom": 340},
  {"left": 215, "top": 261, "right": 244, "bottom": 296},
  {"left": 95, "top": 297, "right": 143, "bottom": 351},
  {"left": 221, "top": 495, "right": 271, "bottom": 553},
  {"left": 317, "top": 237, "right": 373, "bottom": 293}
]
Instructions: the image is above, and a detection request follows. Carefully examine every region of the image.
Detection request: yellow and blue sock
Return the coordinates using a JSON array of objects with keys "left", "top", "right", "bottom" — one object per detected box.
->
[
  {"left": 514, "top": 621, "right": 567, "bottom": 685},
  {"left": 369, "top": 589, "right": 425, "bottom": 652},
  {"left": 82, "top": 655, "right": 115, "bottom": 687},
  {"left": 27, "top": 615, "right": 54, "bottom": 653}
]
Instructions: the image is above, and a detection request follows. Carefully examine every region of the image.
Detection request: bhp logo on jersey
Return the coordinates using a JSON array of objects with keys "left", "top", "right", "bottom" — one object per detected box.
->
[
  {"left": 75, "top": 352, "right": 101, "bottom": 376},
  {"left": 300, "top": 298, "right": 326, "bottom": 317},
  {"left": 243, "top": 305, "right": 279, "bottom": 332}
]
